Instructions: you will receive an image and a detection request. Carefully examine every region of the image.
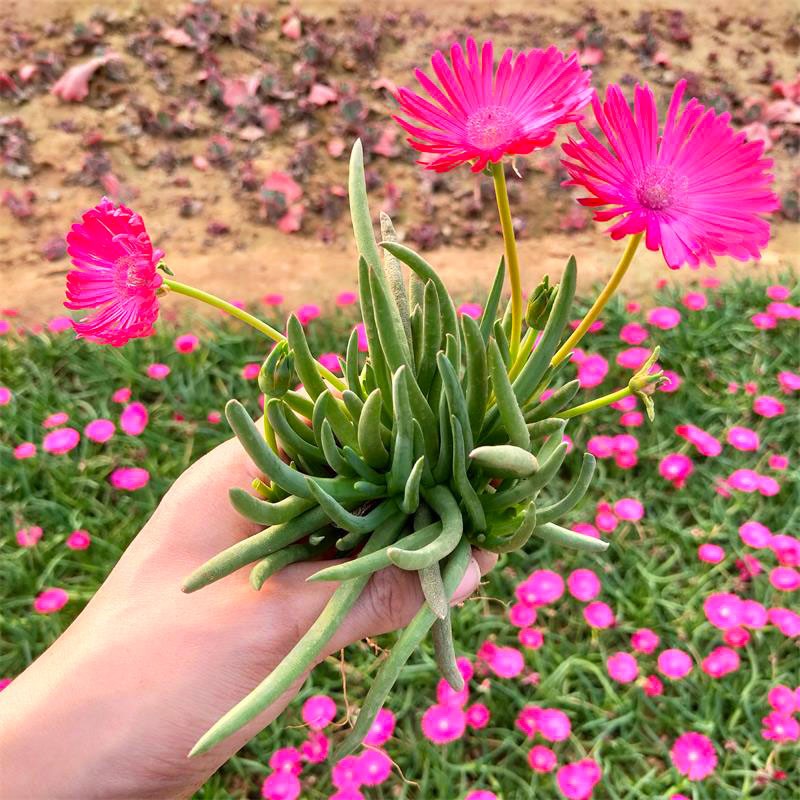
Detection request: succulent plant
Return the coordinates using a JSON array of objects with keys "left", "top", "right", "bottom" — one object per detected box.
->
[{"left": 184, "top": 141, "right": 612, "bottom": 759}]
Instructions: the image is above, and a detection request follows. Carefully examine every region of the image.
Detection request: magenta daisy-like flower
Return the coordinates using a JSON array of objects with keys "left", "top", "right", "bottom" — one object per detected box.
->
[
  {"left": 395, "top": 38, "right": 592, "bottom": 172},
  {"left": 64, "top": 198, "right": 164, "bottom": 346},
  {"left": 562, "top": 81, "right": 779, "bottom": 269}
]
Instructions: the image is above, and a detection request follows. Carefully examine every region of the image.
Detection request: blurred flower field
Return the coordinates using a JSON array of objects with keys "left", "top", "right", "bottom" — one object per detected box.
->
[{"left": 1, "top": 271, "right": 799, "bottom": 799}]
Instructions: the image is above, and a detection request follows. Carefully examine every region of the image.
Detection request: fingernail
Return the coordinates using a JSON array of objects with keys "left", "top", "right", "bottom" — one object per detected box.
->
[{"left": 451, "top": 558, "right": 480, "bottom": 605}]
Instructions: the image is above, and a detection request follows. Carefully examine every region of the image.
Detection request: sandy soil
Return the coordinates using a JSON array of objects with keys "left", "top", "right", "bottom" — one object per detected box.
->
[{"left": 1, "top": 0, "right": 798, "bottom": 321}]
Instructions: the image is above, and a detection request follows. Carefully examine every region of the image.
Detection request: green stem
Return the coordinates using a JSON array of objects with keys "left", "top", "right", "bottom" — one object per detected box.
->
[
  {"left": 551, "top": 233, "right": 643, "bottom": 366},
  {"left": 558, "top": 386, "right": 632, "bottom": 420},
  {"left": 163, "top": 279, "right": 345, "bottom": 390},
  {"left": 490, "top": 162, "right": 523, "bottom": 363}
]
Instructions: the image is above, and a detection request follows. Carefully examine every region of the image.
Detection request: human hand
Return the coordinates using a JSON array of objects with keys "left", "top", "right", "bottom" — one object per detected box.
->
[{"left": 0, "top": 434, "right": 496, "bottom": 799}]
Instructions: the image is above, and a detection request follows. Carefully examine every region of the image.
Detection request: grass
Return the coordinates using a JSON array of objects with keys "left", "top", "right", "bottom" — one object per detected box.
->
[{"left": 1, "top": 272, "right": 798, "bottom": 799}]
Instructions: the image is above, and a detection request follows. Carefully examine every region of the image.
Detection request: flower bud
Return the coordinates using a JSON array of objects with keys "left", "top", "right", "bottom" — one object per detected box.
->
[
  {"left": 259, "top": 341, "right": 295, "bottom": 398},
  {"left": 525, "top": 276, "right": 557, "bottom": 328}
]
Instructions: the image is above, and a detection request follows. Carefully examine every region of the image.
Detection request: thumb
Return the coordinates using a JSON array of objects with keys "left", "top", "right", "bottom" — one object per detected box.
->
[{"left": 324, "top": 548, "right": 497, "bottom": 654}]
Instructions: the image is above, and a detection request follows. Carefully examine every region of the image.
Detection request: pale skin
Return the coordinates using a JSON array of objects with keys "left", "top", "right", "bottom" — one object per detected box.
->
[{"left": 0, "top": 434, "right": 496, "bottom": 800}]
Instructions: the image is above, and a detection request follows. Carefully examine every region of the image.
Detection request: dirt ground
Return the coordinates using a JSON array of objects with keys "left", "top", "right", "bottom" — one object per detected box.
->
[{"left": 1, "top": 0, "right": 798, "bottom": 321}]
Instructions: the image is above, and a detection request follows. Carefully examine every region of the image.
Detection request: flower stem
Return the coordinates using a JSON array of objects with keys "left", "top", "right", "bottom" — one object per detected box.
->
[
  {"left": 551, "top": 232, "right": 644, "bottom": 367},
  {"left": 163, "top": 279, "right": 345, "bottom": 390},
  {"left": 490, "top": 161, "right": 523, "bottom": 364},
  {"left": 558, "top": 386, "right": 631, "bottom": 420}
]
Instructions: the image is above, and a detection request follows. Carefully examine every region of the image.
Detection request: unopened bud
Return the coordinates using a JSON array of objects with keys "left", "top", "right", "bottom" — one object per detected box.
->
[
  {"left": 259, "top": 341, "right": 295, "bottom": 398},
  {"left": 525, "top": 276, "right": 557, "bottom": 328}
]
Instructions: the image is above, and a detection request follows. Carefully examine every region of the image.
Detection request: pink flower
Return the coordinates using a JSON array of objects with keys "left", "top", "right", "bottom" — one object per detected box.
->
[
  {"left": 466, "top": 793, "right": 498, "bottom": 800},
  {"left": 701, "top": 646, "right": 740, "bottom": 678},
  {"left": 516, "top": 705, "right": 540, "bottom": 736},
  {"left": 674, "top": 424, "right": 721, "bottom": 457},
  {"left": 332, "top": 756, "right": 363, "bottom": 789},
  {"left": 84, "top": 418, "right": 115, "bottom": 443},
  {"left": 620, "top": 411, "right": 644, "bottom": 427},
  {"left": 777, "top": 371, "right": 800, "bottom": 393},
  {"left": 616, "top": 347, "right": 651, "bottom": 370},
  {"left": 509, "top": 602, "right": 537, "bottom": 627},
  {"left": 263, "top": 293, "right": 285, "bottom": 306},
  {"left": 421, "top": 704, "right": 466, "bottom": 744},
  {"left": 698, "top": 543, "right": 725, "bottom": 564},
  {"left": 740, "top": 599, "right": 768, "bottom": 628},
  {"left": 567, "top": 568, "right": 601, "bottom": 601},
  {"left": 301, "top": 695, "right": 336, "bottom": 730},
  {"left": 66, "top": 529, "right": 91, "bottom": 550},
  {"left": 174, "top": 333, "right": 199, "bottom": 353},
  {"left": 770, "top": 566, "right": 800, "bottom": 592},
  {"left": 269, "top": 747, "right": 302, "bottom": 775},
  {"left": 261, "top": 770, "right": 301, "bottom": 800},
  {"left": 109, "top": 466, "right": 150, "bottom": 490},
  {"left": 519, "top": 627, "right": 544, "bottom": 649},
  {"left": 296, "top": 304, "right": 321, "bottom": 326},
  {"left": 726, "top": 426, "right": 759, "bottom": 451},
  {"left": 657, "top": 649, "right": 693, "bottom": 679},
  {"left": 242, "top": 362, "right": 260, "bottom": 380},
  {"left": 723, "top": 627, "right": 750, "bottom": 647},
  {"left": 64, "top": 198, "right": 164, "bottom": 346},
  {"left": 13, "top": 442, "right": 36, "bottom": 459},
  {"left": 112, "top": 387, "right": 131, "bottom": 403},
  {"left": 670, "top": 732, "right": 717, "bottom": 780},
  {"left": 556, "top": 759, "right": 602, "bottom": 800},
  {"left": 659, "top": 370, "right": 682, "bottom": 393},
  {"left": 486, "top": 645, "right": 525, "bottom": 678},
  {"left": 658, "top": 453, "right": 693, "bottom": 487},
  {"left": 631, "top": 628, "right": 660, "bottom": 654},
  {"left": 753, "top": 395, "right": 785, "bottom": 418},
  {"left": 16, "top": 526, "right": 43, "bottom": 548},
  {"left": 528, "top": 745, "right": 557, "bottom": 773},
  {"left": 48, "top": 316, "right": 73, "bottom": 333},
  {"left": 562, "top": 80, "right": 777, "bottom": 269},
  {"left": 767, "top": 685, "right": 797, "bottom": 714},
  {"left": 437, "top": 677, "right": 469, "bottom": 707},
  {"left": 354, "top": 323, "right": 368, "bottom": 353},
  {"left": 457, "top": 302, "right": 483, "bottom": 319},
  {"left": 619, "top": 322, "right": 648, "bottom": 345},
  {"left": 363, "top": 708, "right": 395, "bottom": 746},
  {"left": 751, "top": 312, "right": 777, "bottom": 330},
  {"left": 300, "top": 731, "right": 329, "bottom": 763},
  {"left": 762, "top": 712, "right": 800, "bottom": 743},
  {"left": 768, "top": 454, "right": 788, "bottom": 470},
  {"left": 42, "top": 427, "right": 80, "bottom": 455},
  {"left": 583, "top": 601, "right": 615, "bottom": 628},
  {"left": 466, "top": 703, "right": 490, "bottom": 729},
  {"left": 0, "top": 386, "right": 11, "bottom": 405},
  {"left": 594, "top": 502, "right": 618, "bottom": 533},
  {"left": 757, "top": 474, "right": 780, "bottom": 496},
  {"left": 318, "top": 353, "right": 342, "bottom": 373},
  {"left": 577, "top": 354, "right": 608, "bottom": 388},
  {"left": 739, "top": 520, "right": 772, "bottom": 548},
  {"left": 682, "top": 292, "right": 707, "bottom": 310},
  {"left": 727, "top": 469, "right": 760, "bottom": 493},
  {"left": 516, "top": 569, "right": 564, "bottom": 606},
  {"left": 336, "top": 291, "right": 357, "bottom": 307},
  {"left": 587, "top": 435, "right": 615, "bottom": 459},
  {"left": 395, "top": 39, "right": 592, "bottom": 172},
  {"left": 766, "top": 285, "right": 790, "bottom": 300},
  {"left": 357, "top": 748, "right": 392, "bottom": 786},
  {"left": 647, "top": 306, "right": 681, "bottom": 329},
  {"left": 704, "top": 593, "right": 743, "bottom": 629},
  {"left": 33, "top": 587, "right": 69, "bottom": 614},
  {"left": 147, "top": 363, "right": 170, "bottom": 380},
  {"left": 613, "top": 498, "right": 644, "bottom": 521},
  {"left": 43, "top": 411, "right": 69, "bottom": 428},
  {"left": 120, "top": 402, "right": 149, "bottom": 436},
  {"left": 643, "top": 675, "right": 663, "bottom": 696},
  {"left": 607, "top": 652, "right": 639, "bottom": 683},
  {"left": 537, "top": 708, "right": 571, "bottom": 742},
  {"left": 771, "top": 535, "right": 800, "bottom": 566}
]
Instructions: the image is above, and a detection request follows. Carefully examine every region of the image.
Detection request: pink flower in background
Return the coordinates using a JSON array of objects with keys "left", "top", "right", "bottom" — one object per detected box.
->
[
  {"left": 675, "top": 424, "right": 721, "bottom": 457},
  {"left": 584, "top": 601, "right": 615, "bottom": 628},
  {"left": 658, "top": 649, "right": 693, "bottom": 679},
  {"left": 331, "top": 755, "right": 362, "bottom": 790},
  {"left": 682, "top": 292, "right": 707, "bottom": 310},
  {"left": 16, "top": 526, "right": 43, "bottom": 548},
  {"left": 112, "top": 387, "right": 131, "bottom": 403},
  {"left": 336, "top": 291, "right": 357, "bottom": 307},
  {"left": 364, "top": 708, "right": 396, "bottom": 746},
  {"left": 437, "top": 677, "right": 468, "bottom": 707},
  {"left": 147, "top": 363, "right": 171, "bottom": 379},
  {"left": 457, "top": 303, "right": 483, "bottom": 319},
  {"left": 556, "top": 759, "right": 602, "bottom": 800},
  {"left": 567, "top": 568, "right": 601, "bottom": 601},
  {"left": 242, "top": 363, "right": 260, "bottom": 380},
  {"left": 357, "top": 749, "right": 392, "bottom": 785},
  {"left": 517, "top": 570, "right": 564, "bottom": 606},
  {"left": 723, "top": 627, "right": 750, "bottom": 647},
  {"left": 528, "top": 744, "right": 557, "bottom": 773},
  {"left": 48, "top": 316, "right": 73, "bottom": 333},
  {"left": 260, "top": 770, "right": 301, "bottom": 800},
  {"left": 659, "top": 370, "right": 682, "bottom": 393},
  {"left": 43, "top": 411, "right": 69, "bottom": 428},
  {"left": 726, "top": 426, "right": 759, "bottom": 451},
  {"left": 607, "top": 652, "right": 639, "bottom": 683},
  {"left": 13, "top": 442, "right": 36, "bottom": 459},
  {"left": 631, "top": 628, "right": 660, "bottom": 654},
  {"left": 295, "top": 304, "right": 321, "bottom": 326},
  {"left": 466, "top": 703, "right": 490, "bottom": 730},
  {"left": 739, "top": 521, "right": 772, "bottom": 548},
  {"left": 42, "top": 427, "right": 80, "bottom": 454},
  {"left": 594, "top": 502, "right": 618, "bottom": 532},
  {"left": 771, "top": 535, "right": 800, "bottom": 566},
  {"left": 485, "top": 645, "right": 525, "bottom": 678},
  {"left": 395, "top": 39, "right": 592, "bottom": 172},
  {"left": 299, "top": 731, "right": 329, "bottom": 763},
  {"left": 577, "top": 353, "right": 609, "bottom": 388},
  {"left": 670, "top": 732, "right": 717, "bottom": 780},
  {"left": 740, "top": 599, "right": 768, "bottom": 629},
  {"left": 619, "top": 322, "right": 648, "bottom": 345},
  {"left": 536, "top": 708, "right": 571, "bottom": 742},
  {"left": 174, "top": 333, "right": 199, "bottom": 353},
  {"left": 301, "top": 695, "right": 336, "bottom": 730},
  {"left": 519, "top": 627, "right": 544, "bottom": 649},
  {"left": 509, "top": 602, "right": 537, "bottom": 627},
  {"left": 701, "top": 646, "right": 740, "bottom": 678},
  {"left": 616, "top": 347, "right": 651, "bottom": 370},
  {"left": 767, "top": 685, "right": 797, "bottom": 714},
  {"left": 64, "top": 198, "right": 164, "bottom": 346},
  {"left": 751, "top": 312, "right": 777, "bottom": 330},
  {"left": 0, "top": 386, "right": 11, "bottom": 405},
  {"left": 777, "top": 371, "right": 800, "bottom": 393},
  {"left": 466, "top": 792, "right": 498, "bottom": 800},
  {"left": 109, "top": 467, "right": 150, "bottom": 490},
  {"left": 263, "top": 293, "right": 284, "bottom": 306},
  {"left": 614, "top": 498, "right": 644, "bottom": 521},
  {"left": 647, "top": 306, "right": 681, "bottom": 329},
  {"left": 562, "top": 80, "right": 777, "bottom": 269},
  {"left": 421, "top": 704, "right": 466, "bottom": 744},
  {"left": 33, "top": 587, "right": 69, "bottom": 614},
  {"left": 768, "top": 454, "right": 788, "bottom": 470},
  {"left": 658, "top": 453, "right": 693, "bottom": 487},
  {"left": 269, "top": 747, "right": 302, "bottom": 775},
  {"left": 704, "top": 593, "right": 743, "bottom": 629},
  {"left": 643, "top": 675, "right": 663, "bottom": 696},
  {"left": 120, "top": 402, "right": 149, "bottom": 436},
  {"left": 66, "top": 529, "right": 91, "bottom": 550},
  {"left": 762, "top": 712, "right": 800, "bottom": 743},
  {"left": 698, "top": 543, "right": 725, "bottom": 563},
  {"left": 753, "top": 395, "right": 785, "bottom": 418},
  {"left": 84, "top": 418, "right": 115, "bottom": 443},
  {"left": 318, "top": 353, "right": 342, "bottom": 373},
  {"left": 770, "top": 567, "right": 800, "bottom": 591},
  {"left": 766, "top": 285, "right": 790, "bottom": 300}
]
